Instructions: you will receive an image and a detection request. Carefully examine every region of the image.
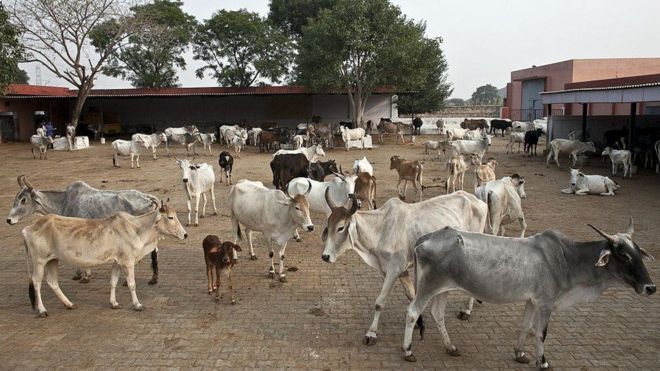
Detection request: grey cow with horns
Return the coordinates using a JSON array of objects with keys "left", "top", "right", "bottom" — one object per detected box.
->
[{"left": 402, "top": 217, "right": 655, "bottom": 369}]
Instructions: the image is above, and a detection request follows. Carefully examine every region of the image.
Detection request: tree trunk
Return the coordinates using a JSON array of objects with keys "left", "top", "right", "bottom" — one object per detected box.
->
[{"left": 70, "top": 80, "right": 94, "bottom": 127}]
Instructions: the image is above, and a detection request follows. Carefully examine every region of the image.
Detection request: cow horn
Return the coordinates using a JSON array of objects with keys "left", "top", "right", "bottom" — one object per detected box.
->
[
  {"left": 324, "top": 187, "right": 339, "bottom": 209},
  {"left": 17, "top": 175, "right": 25, "bottom": 188},
  {"left": 173, "top": 155, "right": 180, "bottom": 162},
  {"left": 347, "top": 193, "right": 358, "bottom": 216},
  {"left": 587, "top": 224, "right": 617, "bottom": 244},
  {"left": 283, "top": 181, "right": 293, "bottom": 199},
  {"left": 304, "top": 179, "right": 312, "bottom": 196},
  {"left": 626, "top": 216, "right": 634, "bottom": 236},
  {"left": 21, "top": 175, "right": 34, "bottom": 191}
]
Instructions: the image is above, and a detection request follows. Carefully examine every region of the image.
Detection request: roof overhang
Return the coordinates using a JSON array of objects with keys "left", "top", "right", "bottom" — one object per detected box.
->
[{"left": 540, "top": 82, "right": 660, "bottom": 104}]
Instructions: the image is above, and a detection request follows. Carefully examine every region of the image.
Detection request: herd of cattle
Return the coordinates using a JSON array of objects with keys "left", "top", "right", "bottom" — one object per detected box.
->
[{"left": 11, "top": 116, "right": 659, "bottom": 369}]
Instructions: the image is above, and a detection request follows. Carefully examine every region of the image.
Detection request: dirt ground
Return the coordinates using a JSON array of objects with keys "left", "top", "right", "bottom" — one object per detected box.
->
[{"left": 0, "top": 134, "right": 658, "bottom": 369}]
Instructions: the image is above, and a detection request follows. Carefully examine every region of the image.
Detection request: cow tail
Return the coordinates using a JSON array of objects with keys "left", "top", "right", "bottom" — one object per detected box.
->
[
  {"left": 24, "top": 240, "right": 36, "bottom": 310},
  {"left": 486, "top": 191, "right": 495, "bottom": 235}
]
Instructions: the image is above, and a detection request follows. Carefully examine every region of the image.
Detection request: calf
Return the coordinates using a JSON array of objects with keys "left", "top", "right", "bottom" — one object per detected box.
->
[
  {"left": 175, "top": 158, "right": 218, "bottom": 226},
  {"left": 112, "top": 139, "right": 143, "bottom": 168},
  {"left": 445, "top": 154, "right": 470, "bottom": 193},
  {"left": 231, "top": 130, "right": 248, "bottom": 157},
  {"left": 546, "top": 139, "right": 596, "bottom": 167},
  {"left": 506, "top": 132, "right": 525, "bottom": 154},
  {"left": 561, "top": 168, "right": 619, "bottom": 196},
  {"left": 473, "top": 157, "right": 498, "bottom": 190},
  {"left": 601, "top": 147, "right": 632, "bottom": 179},
  {"left": 218, "top": 151, "right": 234, "bottom": 185},
  {"left": 390, "top": 156, "right": 423, "bottom": 201},
  {"left": 198, "top": 133, "right": 216, "bottom": 155},
  {"left": 524, "top": 128, "right": 543, "bottom": 156},
  {"left": 475, "top": 174, "right": 527, "bottom": 238},
  {"left": 354, "top": 172, "right": 377, "bottom": 210},
  {"left": 423, "top": 140, "right": 450, "bottom": 160},
  {"left": 202, "top": 235, "right": 241, "bottom": 303},
  {"left": 30, "top": 135, "right": 53, "bottom": 160}
]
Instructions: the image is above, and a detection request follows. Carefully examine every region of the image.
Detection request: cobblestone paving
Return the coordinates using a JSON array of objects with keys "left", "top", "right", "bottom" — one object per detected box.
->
[{"left": 0, "top": 137, "right": 658, "bottom": 370}]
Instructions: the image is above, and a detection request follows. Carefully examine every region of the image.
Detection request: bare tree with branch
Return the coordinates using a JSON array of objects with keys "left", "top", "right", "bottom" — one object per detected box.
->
[{"left": 9, "top": 0, "right": 141, "bottom": 127}]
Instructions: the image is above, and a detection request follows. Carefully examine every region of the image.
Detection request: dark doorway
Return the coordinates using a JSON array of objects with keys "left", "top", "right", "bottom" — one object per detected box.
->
[{"left": 0, "top": 113, "right": 15, "bottom": 143}]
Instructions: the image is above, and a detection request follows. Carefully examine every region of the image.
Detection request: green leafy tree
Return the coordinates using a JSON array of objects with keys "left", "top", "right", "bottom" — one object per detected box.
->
[
  {"left": 297, "top": 0, "right": 447, "bottom": 127},
  {"left": 447, "top": 97, "right": 466, "bottom": 106},
  {"left": 96, "top": 0, "right": 196, "bottom": 88},
  {"left": 268, "top": 0, "right": 337, "bottom": 38},
  {"left": 470, "top": 84, "right": 501, "bottom": 105},
  {"left": 193, "top": 9, "right": 293, "bottom": 87},
  {"left": 0, "top": 2, "right": 24, "bottom": 94}
]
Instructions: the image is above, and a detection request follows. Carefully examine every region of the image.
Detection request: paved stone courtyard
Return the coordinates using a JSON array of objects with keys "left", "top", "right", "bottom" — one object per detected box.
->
[{"left": 0, "top": 137, "right": 658, "bottom": 370}]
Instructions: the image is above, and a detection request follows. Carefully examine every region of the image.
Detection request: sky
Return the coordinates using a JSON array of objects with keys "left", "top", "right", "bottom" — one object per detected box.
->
[{"left": 20, "top": 0, "right": 660, "bottom": 99}]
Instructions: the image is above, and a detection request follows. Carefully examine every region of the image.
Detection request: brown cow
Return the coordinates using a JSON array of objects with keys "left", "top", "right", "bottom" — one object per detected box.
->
[
  {"left": 259, "top": 131, "right": 281, "bottom": 152},
  {"left": 354, "top": 172, "right": 377, "bottom": 210},
  {"left": 461, "top": 118, "right": 488, "bottom": 131},
  {"left": 390, "top": 155, "right": 423, "bottom": 201},
  {"left": 203, "top": 235, "right": 242, "bottom": 304}
]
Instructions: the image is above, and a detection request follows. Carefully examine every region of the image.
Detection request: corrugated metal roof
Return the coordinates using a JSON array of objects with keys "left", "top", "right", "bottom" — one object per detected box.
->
[{"left": 541, "top": 81, "right": 660, "bottom": 95}]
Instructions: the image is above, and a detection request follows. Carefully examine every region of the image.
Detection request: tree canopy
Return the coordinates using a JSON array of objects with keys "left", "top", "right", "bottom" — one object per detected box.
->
[
  {"left": 193, "top": 9, "right": 293, "bottom": 87},
  {"left": 0, "top": 2, "right": 25, "bottom": 94},
  {"left": 470, "top": 84, "right": 501, "bottom": 105},
  {"left": 95, "top": 0, "right": 196, "bottom": 88},
  {"left": 268, "top": 0, "right": 337, "bottom": 38},
  {"left": 296, "top": 0, "right": 449, "bottom": 126}
]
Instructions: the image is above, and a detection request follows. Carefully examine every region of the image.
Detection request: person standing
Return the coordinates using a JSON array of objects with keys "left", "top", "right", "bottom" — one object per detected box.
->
[{"left": 66, "top": 123, "right": 76, "bottom": 150}]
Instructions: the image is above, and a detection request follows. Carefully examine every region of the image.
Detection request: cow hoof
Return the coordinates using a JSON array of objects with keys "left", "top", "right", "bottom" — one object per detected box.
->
[
  {"left": 537, "top": 361, "right": 550, "bottom": 369},
  {"left": 231, "top": 299, "right": 236, "bottom": 305},
  {"left": 80, "top": 277, "right": 90, "bottom": 284},
  {"left": 199, "top": 215, "right": 205, "bottom": 219},
  {"left": 268, "top": 272, "right": 275, "bottom": 279},
  {"left": 207, "top": 290, "right": 213, "bottom": 295},
  {"left": 404, "top": 354, "right": 416, "bottom": 362},
  {"left": 66, "top": 303, "right": 77, "bottom": 310},
  {"left": 457, "top": 311, "right": 470, "bottom": 321},
  {"left": 72, "top": 272, "right": 82, "bottom": 280},
  {"left": 296, "top": 237, "right": 302, "bottom": 242},
  {"left": 193, "top": 223, "right": 199, "bottom": 227},
  {"left": 38, "top": 311, "right": 48, "bottom": 318},
  {"left": 133, "top": 304, "right": 145, "bottom": 311},
  {"left": 250, "top": 255, "right": 258, "bottom": 261},
  {"left": 148, "top": 277, "right": 158, "bottom": 285},
  {"left": 362, "top": 335, "right": 377, "bottom": 346},
  {"left": 446, "top": 347, "right": 461, "bottom": 357},
  {"left": 515, "top": 353, "right": 532, "bottom": 364},
  {"left": 278, "top": 276, "right": 287, "bottom": 283},
  {"left": 213, "top": 212, "right": 218, "bottom": 216},
  {"left": 110, "top": 303, "right": 122, "bottom": 310}
]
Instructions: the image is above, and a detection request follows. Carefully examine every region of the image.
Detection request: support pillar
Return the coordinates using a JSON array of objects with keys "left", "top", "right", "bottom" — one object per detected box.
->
[
  {"left": 581, "top": 103, "right": 588, "bottom": 142},
  {"left": 629, "top": 102, "right": 637, "bottom": 150}
]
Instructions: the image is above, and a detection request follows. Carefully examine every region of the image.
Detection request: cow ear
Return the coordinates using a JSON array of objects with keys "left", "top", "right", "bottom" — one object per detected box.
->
[
  {"left": 233, "top": 244, "right": 242, "bottom": 252},
  {"left": 518, "top": 179, "right": 525, "bottom": 185},
  {"left": 277, "top": 199, "right": 292, "bottom": 206},
  {"left": 321, "top": 227, "right": 328, "bottom": 241},
  {"left": 595, "top": 249, "right": 611, "bottom": 266}
]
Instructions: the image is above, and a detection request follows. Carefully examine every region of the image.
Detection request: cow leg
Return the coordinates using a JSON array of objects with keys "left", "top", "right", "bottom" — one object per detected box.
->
[
  {"left": 148, "top": 249, "right": 158, "bottom": 285},
  {"left": 364, "top": 268, "right": 400, "bottom": 345},
  {"left": 109, "top": 265, "right": 121, "bottom": 309},
  {"left": 403, "top": 291, "right": 435, "bottom": 362},
  {"left": 125, "top": 264, "right": 144, "bottom": 311},
  {"left": 228, "top": 269, "right": 236, "bottom": 304},
  {"left": 200, "top": 193, "right": 207, "bottom": 218},
  {"left": 277, "top": 243, "right": 288, "bottom": 282},
  {"left": 402, "top": 180, "right": 408, "bottom": 200},
  {"left": 45, "top": 260, "right": 74, "bottom": 309},
  {"left": 210, "top": 185, "right": 218, "bottom": 215},
  {"left": 80, "top": 268, "right": 92, "bottom": 283},
  {"left": 247, "top": 230, "right": 257, "bottom": 260},
  {"left": 214, "top": 266, "right": 222, "bottom": 300},
  {"left": 399, "top": 273, "right": 425, "bottom": 336},
  {"left": 457, "top": 297, "right": 475, "bottom": 320},
  {"left": 136, "top": 154, "right": 140, "bottom": 168},
  {"left": 206, "top": 263, "right": 214, "bottom": 293},
  {"left": 32, "top": 147, "right": 36, "bottom": 159},
  {"left": 519, "top": 217, "right": 527, "bottom": 238},
  {"left": 534, "top": 306, "right": 553, "bottom": 369},
  {"left": 186, "top": 197, "right": 194, "bottom": 226},
  {"left": 31, "top": 262, "right": 48, "bottom": 317},
  {"left": 396, "top": 179, "right": 402, "bottom": 199},
  {"left": 292, "top": 229, "right": 301, "bottom": 242},
  {"left": 514, "top": 300, "right": 535, "bottom": 364},
  {"left": 267, "top": 240, "right": 276, "bottom": 279},
  {"left": 152, "top": 147, "right": 157, "bottom": 160},
  {"left": 430, "top": 294, "right": 460, "bottom": 356}
]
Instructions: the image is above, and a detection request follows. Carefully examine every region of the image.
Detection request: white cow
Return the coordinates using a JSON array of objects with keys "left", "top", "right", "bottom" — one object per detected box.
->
[
  {"left": 506, "top": 132, "right": 525, "bottom": 153},
  {"left": 601, "top": 147, "right": 632, "bottom": 179},
  {"left": 423, "top": 140, "right": 450, "bottom": 160},
  {"left": 475, "top": 175, "right": 527, "bottom": 238},
  {"left": 546, "top": 139, "right": 596, "bottom": 168},
  {"left": 292, "top": 134, "right": 307, "bottom": 149},
  {"left": 132, "top": 133, "right": 168, "bottom": 160},
  {"left": 229, "top": 179, "right": 314, "bottom": 282},
  {"left": 30, "top": 135, "right": 53, "bottom": 160},
  {"left": 445, "top": 127, "right": 467, "bottom": 141},
  {"left": 449, "top": 135, "right": 491, "bottom": 161},
  {"left": 220, "top": 125, "right": 241, "bottom": 146},
  {"left": 353, "top": 156, "right": 374, "bottom": 176},
  {"left": 273, "top": 144, "right": 325, "bottom": 162},
  {"left": 463, "top": 129, "right": 483, "bottom": 141},
  {"left": 22, "top": 202, "right": 187, "bottom": 317},
  {"left": 561, "top": 168, "right": 619, "bottom": 196},
  {"left": 340, "top": 126, "right": 366, "bottom": 150},
  {"left": 230, "top": 130, "right": 248, "bottom": 157},
  {"left": 197, "top": 133, "right": 216, "bottom": 155},
  {"left": 287, "top": 176, "right": 355, "bottom": 217},
  {"left": 175, "top": 158, "right": 218, "bottom": 226},
  {"left": 247, "top": 127, "right": 262, "bottom": 146},
  {"left": 112, "top": 139, "right": 143, "bottom": 168},
  {"left": 511, "top": 121, "right": 530, "bottom": 132}
]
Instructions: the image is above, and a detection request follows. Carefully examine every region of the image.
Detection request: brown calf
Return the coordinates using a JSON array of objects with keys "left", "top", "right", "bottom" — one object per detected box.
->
[
  {"left": 473, "top": 157, "right": 498, "bottom": 190},
  {"left": 354, "top": 172, "right": 377, "bottom": 210},
  {"left": 446, "top": 154, "right": 470, "bottom": 193},
  {"left": 389, "top": 155, "right": 423, "bottom": 201},
  {"left": 202, "top": 235, "right": 241, "bottom": 304}
]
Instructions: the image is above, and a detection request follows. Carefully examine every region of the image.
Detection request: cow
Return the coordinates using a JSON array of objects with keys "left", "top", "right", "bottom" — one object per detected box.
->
[
  {"left": 321, "top": 190, "right": 488, "bottom": 346},
  {"left": 132, "top": 133, "right": 168, "bottom": 160},
  {"left": 460, "top": 118, "right": 488, "bottom": 131},
  {"left": 445, "top": 127, "right": 467, "bottom": 142},
  {"left": 561, "top": 168, "right": 619, "bottom": 196},
  {"left": 511, "top": 121, "right": 529, "bottom": 132},
  {"left": 23, "top": 200, "right": 187, "bottom": 317},
  {"left": 506, "top": 132, "right": 525, "bottom": 154},
  {"left": 247, "top": 127, "right": 262, "bottom": 146},
  {"left": 340, "top": 126, "right": 366, "bottom": 150},
  {"left": 202, "top": 235, "right": 241, "bottom": 303},
  {"left": 445, "top": 154, "right": 471, "bottom": 194},
  {"left": 175, "top": 158, "right": 218, "bottom": 226},
  {"left": 423, "top": 140, "right": 451, "bottom": 161},
  {"left": 270, "top": 153, "right": 309, "bottom": 190},
  {"left": 489, "top": 119, "right": 512, "bottom": 137},
  {"left": 308, "top": 160, "right": 339, "bottom": 181},
  {"left": 353, "top": 156, "right": 374, "bottom": 176},
  {"left": 164, "top": 128, "right": 202, "bottom": 157},
  {"left": 198, "top": 133, "right": 216, "bottom": 155},
  {"left": 287, "top": 176, "right": 355, "bottom": 217},
  {"left": 273, "top": 144, "right": 325, "bottom": 163},
  {"left": 66, "top": 123, "right": 76, "bottom": 150},
  {"left": 412, "top": 117, "right": 423, "bottom": 135},
  {"left": 390, "top": 156, "right": 423, "bottom": 201},
  {"left": 307, "top": 123, "right": 335, "bottom": 147},
  {"left": 475, "top": 174, "right": 527, "bottom": 238},
  {"left": 220, "top": 125, "right": 242, "bottom": 146},
  {"left": 524, "top": 128, "right": 544, "bottom": 156},
  {"left": 473, "top": 157, "right": 498, "bottom": 190},
  {"left": 402, "top": 218, "right": 655, "bottom": 369},
  {"left": 463, "top": 129, "right": 483, "bottom": 141},
  {"left": 546, "top": 139, "right": 596, "bottom": 167},
  {"left": 435, "top": 119, "right": 445, "bottom": 135},
  {"left": 230, "top": 130, "right": 248, "bottom": 157},
  {"left": 259, "top": 130, "right": 281, "bottom": 152},
  {"left": 352, "top": 172, "right": 377, "bottom": 210},
  {"left": 602, "top": 147, "right": 632, "bottom": 179},
  {"left": 112, "top": 139, "right": 143, "bottom": 168},
  {"left": 218, "top": 151, "right": 234, "bottom": 185},
  {"left": 7, "top": 176, "right": 162, "bottom": 284},
  {"left": 292, "top": 134, "right": 306, "bottom": 149},
  {"left": 449, "top": 135, "right": 491, "bottom": 161},
  {"left": 229, "top": 179, "right": 314, "bottom": 282},
  {"left": 30, "top": 135, "right": 53, "bottom": 160},
  {"left": 377, "top": 118, "right": 408, "bottom": 143}
]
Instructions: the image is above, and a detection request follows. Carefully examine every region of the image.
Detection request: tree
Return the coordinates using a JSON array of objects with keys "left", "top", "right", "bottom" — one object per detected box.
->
[
  {"left": 96, "top": 0, "right": 195, "bottom": 88},
  {"left": 470, "top": 84, "right": 501, "bottom": 105},
  {"left": 447, "top": 98, "right": 466, "bottom": 106},
  {"left": 268, "top": 0, "right": 337, "bottom": 38},
  {"left": 193, "top": 9, "right": 293, "bottom": 87},
  {"left": 0, "top": 1, "right": 24, "bottom": 94},
  {"left": 297, "top": 0, "right": 446, "bottom": 126},
  {"left": 9, "top": 0, "right": 140, "bottom": 126}
]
